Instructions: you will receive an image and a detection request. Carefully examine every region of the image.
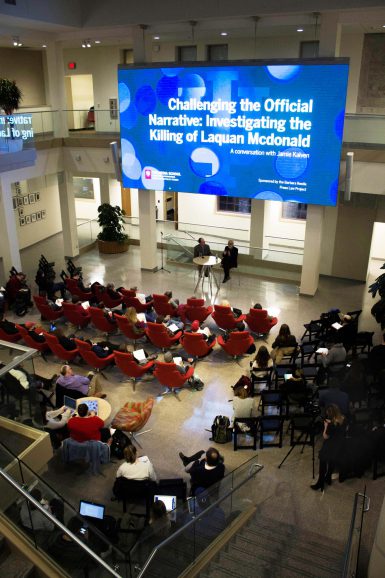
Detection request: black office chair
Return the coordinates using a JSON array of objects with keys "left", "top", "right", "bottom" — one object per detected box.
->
[
  {"left": 250, "top": 366, "right": 273, "bottom": 395},
  {"left": 112, "top": 477, "right": 157, "bottom": 520},
  {"left": 233, "top": 417, "right": 259, "bottom": 451},
  {"left": 1, "top": 373, "right": 33, "bottom": 416},
  {"left": 301, "top": 320, "right": 323, "bottom": 342},
  {"left": 260, "top": 390, "right": 284, "bottom": 416},
  {"left": 259, "top": 416, "right": 283, "bottom": 449}
]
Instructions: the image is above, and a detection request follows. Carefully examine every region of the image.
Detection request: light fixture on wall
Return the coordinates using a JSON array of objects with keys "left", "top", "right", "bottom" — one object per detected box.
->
[
  {"left": 297, "top": 28, "right": 304, "bottom": 32},
  {"left": 82, "top": 39, "right": 92, "bottom": 48},
  {"left": 221, "top": 32, "right": 228, "bottom": 36},
  {"left": 12, "top": 36, "right": 22, "bottom": 47}
]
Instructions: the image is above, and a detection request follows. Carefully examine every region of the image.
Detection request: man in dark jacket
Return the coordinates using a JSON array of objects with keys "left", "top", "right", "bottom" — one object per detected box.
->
[
  {"left": 179, "top": 447, "right": 225, "bottom": 496},
  {"left": 221, "top": 240, "right": 238, "bottom": 283}
]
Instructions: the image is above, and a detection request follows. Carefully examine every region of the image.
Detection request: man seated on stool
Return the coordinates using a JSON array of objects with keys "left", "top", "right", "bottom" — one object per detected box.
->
[
  {"left": 68, "top": 402, "right": 110, "bottom": 443},
  {"left": 193, "top": 238, "right": 212, "bottom": 277}
]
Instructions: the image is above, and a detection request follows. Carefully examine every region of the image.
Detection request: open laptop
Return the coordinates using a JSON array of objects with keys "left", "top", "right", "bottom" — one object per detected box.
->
[
  {"left": 154, "top": 494, "right": 177, "bottom": 522},
  {"left": 79, "top": 500, "right": 105, "bottom": 521},
  {"left": 63, "top": 395, "right": 77, "bottom": 412},
  {"left": 83, "top": 399, "right": 99, "bottom": 415}
]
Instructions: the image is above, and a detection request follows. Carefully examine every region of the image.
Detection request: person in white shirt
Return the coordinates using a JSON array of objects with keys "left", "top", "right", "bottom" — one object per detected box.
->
[
  {"left": 43, "top": 406, "right": 72, "bottom": 449},
  {"left": 116, "top": 444, "right": 157, "bottom": 482}
]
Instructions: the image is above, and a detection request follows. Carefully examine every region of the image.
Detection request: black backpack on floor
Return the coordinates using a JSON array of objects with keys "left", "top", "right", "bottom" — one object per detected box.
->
[
  {"left": 211, "top": 415, "right": 232, "bottom": 444},
  {"left": 110, "top": 430, "right": 131, "bottom": 459}
]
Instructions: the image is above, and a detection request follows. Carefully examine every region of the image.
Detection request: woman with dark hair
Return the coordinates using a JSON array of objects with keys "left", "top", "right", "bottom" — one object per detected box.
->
[
  {"left": 270, "top": 323, "right": 298, "bottom": 363},
  {"left": 311, "top": 404, "right": 347, "bottom": 491},
  {"left": 250, "top": 345, "right": 273, "bottom": 377}
]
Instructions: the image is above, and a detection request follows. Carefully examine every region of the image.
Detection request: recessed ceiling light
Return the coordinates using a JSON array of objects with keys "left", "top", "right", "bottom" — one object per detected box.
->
[
  {"left": 297, "top": 28, "right": 304, "bottom": 32},
  {"left": 18, "top": 43, "right": 22, "bottom": 46},
  {"left": 153, "top": 36, "right": 160, "bottom": 40},
  {"left": 42, "top": 44, "right": 47, "bottom": 48},
  {"left": 95, "top": 40, "right": 101, "bottom": 44},
  {"left": 221, "top": 32, "right": 228, "bottom": 36},
  {"left": 382, "top": 24, "right": 385, "bottom": 28}
]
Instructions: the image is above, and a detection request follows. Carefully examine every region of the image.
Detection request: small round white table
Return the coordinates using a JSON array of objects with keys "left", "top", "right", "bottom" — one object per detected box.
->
[
  {"left": 193, "top": 256, "right": 222, "bottom": 293},
  {"left": 77, "top": 396, "right": 111, "bottom": 422}
]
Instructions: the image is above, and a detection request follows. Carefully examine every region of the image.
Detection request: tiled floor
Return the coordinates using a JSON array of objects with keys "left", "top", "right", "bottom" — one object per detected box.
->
[{"left": 10, "top": 237, "right": 385, "bottom": 573}]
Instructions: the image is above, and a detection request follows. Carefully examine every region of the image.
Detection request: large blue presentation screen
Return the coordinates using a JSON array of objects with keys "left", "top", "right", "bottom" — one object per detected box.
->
[{"left": 118, "top": 60, "right": 349, "bottom": 206}]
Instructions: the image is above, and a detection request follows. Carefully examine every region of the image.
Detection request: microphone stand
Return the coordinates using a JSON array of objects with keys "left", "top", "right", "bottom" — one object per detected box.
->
[{"left": 156, "top": 231, "right": 171, "bottom": 274}]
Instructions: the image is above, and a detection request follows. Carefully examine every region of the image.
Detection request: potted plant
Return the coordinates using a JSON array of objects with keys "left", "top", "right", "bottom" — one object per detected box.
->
[
  {"left": 97, "top": 203, "right": 129, "bottom": 254},
  {"left": 0, "top": 78, "right": 23, "bottom": 153}
]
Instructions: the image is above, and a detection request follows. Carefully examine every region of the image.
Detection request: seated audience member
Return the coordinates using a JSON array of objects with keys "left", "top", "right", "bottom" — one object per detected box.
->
[
  {"left": 48, "top": 516, "right": 97, "bottom": 573},
  {"left": 320, "top": 339, "right": 347, "bottom": 373},
  {"left": 156, "top": 314, "right": 183, "bottom": 333},
  {"left": 179, "top": 447, "right": 225, "bottom": 496},
  {"left": 43, "top": 405, "right": 71, "bottom": 449},
  {"left": 164, "top": 351, "right": 192, "bottom": 374},
  {"left": 270, "top": 324, "right": 298, "bottom": 364},
  {"left": 232, "top": 385, "right": 257, "bottom": 421},
  {"left": 368, "top": 332, "right": 385, "bottom": 374},
  {"left": 221, "top": 239, "right": 238, "bottom": 283},
  {"left": 280, "top": 367, "right": 310, "bottom": 405},
  {"left": 118, "top": 343, "right": 157, "bottom": 366},
  {"left": 106, "top": 282, "right": 123, "bottom": 302},
  {"left": 67, "top": 402, "right": 105, "bottom": 442},
  {"left": 125, "top": 306, "right": 146, "bottom": 337},
  {"left": 84, "top": 339, "right": 119, "bottom": 358},
  {"left": 9, "top": 358, "right": 54, "bottom": 393},
  {"left": 115, "top": 445, "right": 157, "bottom": 482},
  {"left": 26, "top": 324, "right": 46, "bottom": 344},
  {"left": 190, "top": 320, "right": 216, "bottom": 346},
  {"left": 250, "top": 345, "right": 273, "bottom": 379},
  {"left": 253, "top": 303, "right": 274, "bottom": 320},
  {"left": 0, "top": 314, "right": 21, "bottom": 335},
  {"left": 96, "top": 301, "right": 118, "bottom": 326},
  {"left": 221, "top": 299, "right": 243, "bottom": 319},
  {"left": 222, "top": 321, "right": 247, "bottom": 342},
  {"left": 71, "top": 295, "right": 90, "bottom": 316},
  {"left": 56, "top": 365, "right": 106, "bottom": 397},
  {"left": 20, "top": 488, "right": 55, "bottom": 533},
  {"left": 318, "top": 380, "right": 350, "bottom": 417},
  {"left": 332, "top": 314, "right": 357, "bottom": 351},
  {"left": 6, "top": 271, "right": 32, "bottom": 306},
  {"left": 139, "top": 500, "right": 171, "bottom": 545},
  {"left": 45, "top": 276, "right": 66, "bottom": 301},
  {"left": 51, "top": 328, "right": 78, "bottom": 351}
]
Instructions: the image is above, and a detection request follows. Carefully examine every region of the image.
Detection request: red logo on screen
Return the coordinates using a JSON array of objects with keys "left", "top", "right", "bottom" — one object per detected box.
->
[{"left": 145, "top": 169, "right": 152, "bottom": 179}]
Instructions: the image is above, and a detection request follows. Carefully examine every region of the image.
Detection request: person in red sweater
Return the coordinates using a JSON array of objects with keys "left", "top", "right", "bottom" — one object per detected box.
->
[{"left": 67, "top": 403, "right": 104, "bottom": 442}]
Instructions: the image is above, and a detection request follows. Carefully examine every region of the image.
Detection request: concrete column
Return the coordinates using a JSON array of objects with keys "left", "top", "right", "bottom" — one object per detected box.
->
[
  {"left": 57, "top": 171, "right": 79, "bottom": 258},
  {"left": 0, "top": 177, "right": 21, "bottom": 283},
  {"left": 99, "top": 175, "right": 111, "bottom": 205},
  {"left": 300, "top": 205, "right": 324, "bottom": 295},
  {"left": 133, "top": 25, "right": 157, "bottom": 271},
  {"left": 249, "top": 199, "right": 265, "bottom": 259},
  {"left": 44, "top": 41, "right": 68, "bottom": 138},
  {"left": 299, "top": 11, "right": 341, "bottom": 295},
  {"left": 139, "top": 190, "right": 157, "bottom": 271}
]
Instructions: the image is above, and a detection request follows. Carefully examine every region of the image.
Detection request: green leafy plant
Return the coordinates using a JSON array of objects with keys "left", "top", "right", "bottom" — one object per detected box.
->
[
  {"left": 97, "top": 203, "right": 128, "bottom": 243},
  {"left": 368, "top": 263, "right": 385, "bottom": 299},
  {"left": 0, "top": 78, "right": 23, "bottom": 115}
]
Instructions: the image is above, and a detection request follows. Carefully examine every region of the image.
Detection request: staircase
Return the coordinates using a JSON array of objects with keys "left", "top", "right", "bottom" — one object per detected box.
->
[
  {"left": 198, "top": 515, "right": 345, "bottom": 578},
  {"left": 0, "top": 533, "right": 34, "bottom": 578}
]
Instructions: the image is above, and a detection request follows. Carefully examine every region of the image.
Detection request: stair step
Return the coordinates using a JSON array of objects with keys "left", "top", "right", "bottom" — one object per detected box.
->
[
  {"left": 202, "top": 560, "right": 251, "bottom": 578},
  {"left": 0, "top": 552, "right": 34, "bottom": 578}
]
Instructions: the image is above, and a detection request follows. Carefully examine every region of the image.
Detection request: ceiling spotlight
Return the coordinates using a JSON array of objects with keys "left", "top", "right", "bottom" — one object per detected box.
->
[
  {"left": 382, "top": 24, "right": 385, "bottom": 28},
  {"left": 297, "top": 28, "right": 304, "bottom": 32},
  {"left": 86, "top": 40, "right": 91, "bottom": 47},
  {"left": 95, "top": 40, "right": 101, "bottom": 44},
  {"left": 18, "top": 43, "right": 22, "bottom": 46},
  {"left": 12, "top": 36, "right": 19, "bottom": 46},
  {"left": 82, "top": 41, "right": 86, "bottom": 48},
  {"left": 221, "top": 32, "right": 228, "bottom": 36},
  {"left": 42, "top": 44, "right": 47, "bottom": 48},
  {"left": 153, "top": 35, "right": 160, "bottom": 40}
]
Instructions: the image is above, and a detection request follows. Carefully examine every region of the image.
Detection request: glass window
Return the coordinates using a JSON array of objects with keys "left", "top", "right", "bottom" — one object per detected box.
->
[
  {"left": 207, "top": 44, "right": 228, "bottom": 61},
  {"left": 218, "top": 196, "right": 251, "bottom": 214},
  {"left": 177, "top": 45, "right": 197, "bottom": 62},
  {"left": 282, "top": 202, "right": 307, "bottom": 220}
]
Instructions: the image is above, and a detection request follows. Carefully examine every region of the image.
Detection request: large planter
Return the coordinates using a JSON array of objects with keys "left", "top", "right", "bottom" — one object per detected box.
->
[{"left": 97, "top": 239, "right": 129, "bottom": 254}]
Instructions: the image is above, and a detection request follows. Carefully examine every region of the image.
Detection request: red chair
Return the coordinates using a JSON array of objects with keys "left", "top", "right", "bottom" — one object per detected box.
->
[
  {"left": 74, "top": 338, "right": 115, "bottom": 374},
  {"left": 154, "top": 361, "right": 194, "bottom": 399},
  {"left": 145, "top": 322, "right": 182, "bottom": 350},
  {"left": 64, "top": 278, "right": 93, "bottom": 301},
  {"left": 152, "top": 294, "right": 176, "bottom": 317},
  {"left": 114, "top": 351, "right": 155, "bottom": 392},
  {"left": 33, "top": 295, "right": 63, "bottom": 322},
  {"left": 16, "top": 324, "right": 50, "bottom": 357},
  {"left": 43, "top": 332, "right": 79, "bottom": 362},
  {"left": 101, "top": 291, "right": 123, "bottom": 309},
  {"left": 62, "top": 302, "right": 91, "bottom": 329},
  {"left": 114, "top": 313, "right": 145, "bottom": 346},
  {"left": 89, "top": 307, "right": 118, "bottom": 335},
  {"left": 181, "top": 332, "right": 216, "bottom": 358},
  {"left": 120, "top": 289, "right": 153, "bottom": 313},
  {"left": 0, "top": 326, "right": 22, "bottom": 343},
  {"left": 184, "top": 298, "right": 213, "bottom": 324},
  {"left": 218, "top": 331, "right": 254, "bottom": 358},
  {"left": 212, "top": 305, "right": 246, "bottom": 331},
  {"left": 246, "top": 308, "right": 278, "bottom": 335}
]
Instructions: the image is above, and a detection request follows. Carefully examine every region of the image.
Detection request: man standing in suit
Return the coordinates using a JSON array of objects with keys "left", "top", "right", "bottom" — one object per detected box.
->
[
  {"left": 193, "top": 238, "right": 212, "bottom": 277},
  {"left": 221, "top": 240, "right": 238, "bottom": 283}
]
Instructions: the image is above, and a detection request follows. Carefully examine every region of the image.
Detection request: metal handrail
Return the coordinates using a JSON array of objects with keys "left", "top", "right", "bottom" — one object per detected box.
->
[
  {"left": 0, "top": 467, "right": 122, "bottom": 578},
  {"left": 342, "top": 490, "right": 369, "bottom": 578},
  {"left": 0, "top": 340, "right": 37, "bottom": 379},
  {"left": 163, "top": 233, "right": 194, "bottom": 256},
  {"left": 136, "top": 462, "right": 263, "bottom": 578}
]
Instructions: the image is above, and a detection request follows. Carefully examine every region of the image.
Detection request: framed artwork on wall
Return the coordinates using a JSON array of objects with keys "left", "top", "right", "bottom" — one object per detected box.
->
[
  {"left": 19, "top": 217, "right": 25, "bottom": 227},
  {"left": 36, "top": 211, "right": 42, "bottom": 220},
  {"left": 73, "top": 177, "right": 95, "bottom": 199},
  {"left": 29, "top": 193, "right": 35, "bottom": 204},
  {"left": 31, "top": 213, "right": 37, "bottom": 222},
  {"left": 23, "top": 196, "right": 29, "bottom": 205},
  {"left": 35, "top": 192, "right": 40, "bottom": 201},
  {"left": 18, "top": 207, "right": 24, "bottom": 217},
  {"left": 17, "top": 197, "right": 23, "bottom": 207},
  {"left": 25, "top": 215, "right": 31, "bottom": 224},
  {"left": 12, "top": 197, "right": 17, "bottom": 210},
  {"left": 41, "top": 210, "right": 46, "bottom": 219}
]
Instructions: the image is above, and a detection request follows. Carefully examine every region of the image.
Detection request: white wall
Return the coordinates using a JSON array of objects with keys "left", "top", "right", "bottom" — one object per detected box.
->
[
  {"left": 108, "top": 177, "right": 122, "bottom": 206},
  {"left": 74, "top": 177, "right": 101, "bottom": 219},
  {"left": 370, "top": 222, "right": 385, "bottom": 260}
]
